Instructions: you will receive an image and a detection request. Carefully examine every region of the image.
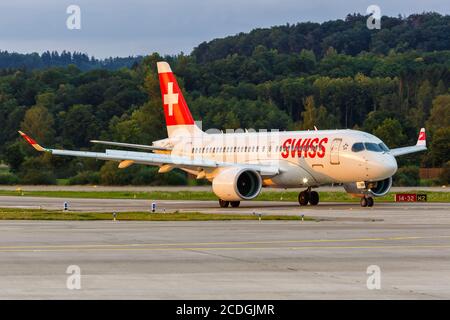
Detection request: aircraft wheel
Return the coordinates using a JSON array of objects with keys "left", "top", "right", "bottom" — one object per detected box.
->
[
  {"left": 360, "top": 197, "right": 368, "bottom": 207},
  {"left": 230, "top": 201, "right": 240, "bottom": 208},
  {"left": 219, "top": 199, "right": 229, "bottom": 208},
  {"left": 309, "top": 191, "right": 319, "bottom": 205},
  {"left": 367, "top": 197, "right": 374, "bottom": 207},
  {"left": 298, "top": 191, "right": 309, "bottom": 206}
]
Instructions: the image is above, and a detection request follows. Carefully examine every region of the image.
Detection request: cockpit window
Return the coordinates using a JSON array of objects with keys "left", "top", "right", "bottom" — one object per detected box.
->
[
  {"left": 379, "top": 143, "right": 390, "bottom": 152},
  {"left": 364, "top": 142, "right": 383, "bottom": 152},
  {"left": 351, "top": 142, "right": 365, "bottom": 152}
]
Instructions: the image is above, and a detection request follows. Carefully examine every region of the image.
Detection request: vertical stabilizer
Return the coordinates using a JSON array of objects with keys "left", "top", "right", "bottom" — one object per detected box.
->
[{"left": 157, "top": 61, "right": 202, "bottom": 137}]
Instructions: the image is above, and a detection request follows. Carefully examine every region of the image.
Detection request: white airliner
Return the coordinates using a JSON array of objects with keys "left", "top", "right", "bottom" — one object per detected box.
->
[{"left": 19, "top": 61, "right": 427, "bottom": 208}]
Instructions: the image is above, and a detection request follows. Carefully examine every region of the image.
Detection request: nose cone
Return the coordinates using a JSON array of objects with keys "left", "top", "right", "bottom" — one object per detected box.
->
[
  {"left": 368, "top": 155, "right": 398, "bottom": 180},
  {"left": 384, "top": 155, "right": 398, "bottom": 177}
]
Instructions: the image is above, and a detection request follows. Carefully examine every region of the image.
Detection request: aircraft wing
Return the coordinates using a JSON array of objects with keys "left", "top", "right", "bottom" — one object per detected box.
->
[
  {"left": 18, "top": 131, "right": 279, "bottom": 176},
  {"left": 390, "top": 128, "right": 427, "bottom": 157}
]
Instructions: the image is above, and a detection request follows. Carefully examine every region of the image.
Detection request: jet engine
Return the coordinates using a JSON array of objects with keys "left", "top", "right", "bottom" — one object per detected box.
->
[
  {"left": 212, "top": 167, "right": 262, "bottom": 201},
  {"left": 343, "top": 177, "right": 392, "bottom": 197}
]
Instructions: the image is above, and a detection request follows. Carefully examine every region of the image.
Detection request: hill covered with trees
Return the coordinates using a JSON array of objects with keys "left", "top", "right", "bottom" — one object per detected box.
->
[
  {"left": 0, "top": 12, "right": 449, "bottom": 186},
  {"left": 0, "top": 51, "right": 142, "bottom": 71},
  {"left": 193, "top": 12, "right": 450, "bottom": 61}
]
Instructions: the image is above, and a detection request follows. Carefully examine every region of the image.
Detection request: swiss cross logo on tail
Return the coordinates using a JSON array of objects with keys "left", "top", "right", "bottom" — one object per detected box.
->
[
  {"left": 418, "top": 130, "right": 426, "bottom": 141},
  {"left": 157, "top": 61, "right": 199, "bottom": 130},
  {"left": 416, "top": 128, "right": 426, "bottom": 147},
  {"left": 164, "top": 82, "right": 178, "bottom": 116}
]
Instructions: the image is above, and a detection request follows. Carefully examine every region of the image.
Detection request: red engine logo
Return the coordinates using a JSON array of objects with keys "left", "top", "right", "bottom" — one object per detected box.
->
[{"left": 281, "top": 137, "right": 328, "bottom": 159}]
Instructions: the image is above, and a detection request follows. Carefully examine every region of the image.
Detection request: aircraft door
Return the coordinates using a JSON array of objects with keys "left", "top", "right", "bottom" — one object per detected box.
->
[{"left": 330, "top": 138, "right": 341, "bottom": 165}]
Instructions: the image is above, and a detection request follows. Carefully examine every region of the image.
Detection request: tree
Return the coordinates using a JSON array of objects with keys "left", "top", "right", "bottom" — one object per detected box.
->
[
  {"left": 394, "top": 166, "right": 420, "bottom": 186},
  {"left": 20, "top": 105, "right": 55, "bottom": 145},
  {"left": 35, "top": 92, "right": 56, "bottom": 110},
  {"left": 363, "top": 110, "right": 398, "bottom": 133},
  {"left": 301, "top": 96, "right": 316, "bottom": 130},
  {"left": 18, "top": 154, "right": 56, "bottom": 185},
  {"left": 109, "top": 101, "right": 165, "bottom": 144},
  {"left": 416, "top": 80, "right": 433, "bottom": 118},
  {"left": 429, "top": 127, "right": 450, "bottom": 167},
  {"left": 316, "top": 105, "right": 340, "bottom": 129},
  {"left": 435, "top": 80, "right": 447, "bottom": 95},
  {"left": 62, "top": 104, "right": 99, "bottom": 147},
  {"left": 373, "top": 118, "right": 407, "bottom": 148},
  {"left": 3, "top": 142, "right": 25, "bottom": 173},
  {"left": 426, "top": 95, "right": 450, "bottom": 134}
]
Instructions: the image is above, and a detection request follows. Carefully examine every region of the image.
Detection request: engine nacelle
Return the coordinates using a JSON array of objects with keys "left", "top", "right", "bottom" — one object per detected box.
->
[
  {"left": 212, "top": 167, "right": 262, "bottom": 201},
  {"left": 343, "top": 177, "right": 392, "bottom": 197}
]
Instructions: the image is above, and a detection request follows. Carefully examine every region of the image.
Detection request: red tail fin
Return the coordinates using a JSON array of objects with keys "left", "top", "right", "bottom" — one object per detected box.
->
[{"left": 157, "top": 62, "right": 194, "bottom": 129}]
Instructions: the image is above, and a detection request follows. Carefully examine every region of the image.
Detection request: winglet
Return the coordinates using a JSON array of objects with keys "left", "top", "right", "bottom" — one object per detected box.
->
[
  {"left": 416, "top": 128, "right": 426, "bottom": 147},
  {"left": 18, "top": 131, "right": 46, "bottom": 152}
]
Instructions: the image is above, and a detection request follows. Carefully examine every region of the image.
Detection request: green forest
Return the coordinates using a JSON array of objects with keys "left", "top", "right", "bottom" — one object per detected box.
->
[{"left": 0, "top": 13, "right": 449, "bottom": 186}]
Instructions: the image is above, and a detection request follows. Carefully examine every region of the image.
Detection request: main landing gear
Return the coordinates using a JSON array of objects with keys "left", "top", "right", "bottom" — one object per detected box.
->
[
  {"left": 298, "top": 188, "right": 319, "bottom": 206},
  {"left": 360, "top": 196, "right": 374, "bottom": 207},
  {"left": 219, "top": 199, "right": 240, "bottom": 208}
]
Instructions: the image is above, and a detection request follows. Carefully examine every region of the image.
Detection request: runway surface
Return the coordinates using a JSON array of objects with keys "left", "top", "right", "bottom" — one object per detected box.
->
[{"left": 0, "top": 196, "right": 450, "bottom": 299}]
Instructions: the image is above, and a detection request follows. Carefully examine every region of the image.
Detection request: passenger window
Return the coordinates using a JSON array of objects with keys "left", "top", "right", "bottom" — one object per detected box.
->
[{"left": 351, "top": 143, "right": 365, "bottom": 152}]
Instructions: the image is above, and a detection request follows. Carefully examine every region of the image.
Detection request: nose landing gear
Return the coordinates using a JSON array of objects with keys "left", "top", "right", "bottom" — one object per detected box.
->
[
  {"left": 298, "top": 188, "right": 319, "bottom": 206},
  {"left": 360, "top": 196, "right": 374, "bottom": 207}
]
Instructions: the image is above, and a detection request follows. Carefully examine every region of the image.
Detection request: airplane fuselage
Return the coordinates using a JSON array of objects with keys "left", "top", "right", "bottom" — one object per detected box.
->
[{"left": 162, "top": 128, "right": 398, "bottom": 188}]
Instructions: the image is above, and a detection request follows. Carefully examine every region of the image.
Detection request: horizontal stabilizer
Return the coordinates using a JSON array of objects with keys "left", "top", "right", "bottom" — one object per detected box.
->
[{"left": 390, "top": 128, "right": 427, "bottom": 157}]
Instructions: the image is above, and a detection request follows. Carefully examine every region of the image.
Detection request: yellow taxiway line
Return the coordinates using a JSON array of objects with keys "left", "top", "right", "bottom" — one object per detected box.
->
[{"left": 0, "top": 235, "right": 449, "bottom": 252}]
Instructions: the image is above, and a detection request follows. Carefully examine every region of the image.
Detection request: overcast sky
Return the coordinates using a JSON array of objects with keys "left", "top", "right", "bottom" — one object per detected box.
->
[{"left": 0, "top": 0, "right": 448, "bottom": 58}]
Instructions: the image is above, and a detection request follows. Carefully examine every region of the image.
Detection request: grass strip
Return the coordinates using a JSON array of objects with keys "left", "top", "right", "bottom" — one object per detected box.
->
[{"left": 0, "top": 208, "right": 313, "bottom": 221}]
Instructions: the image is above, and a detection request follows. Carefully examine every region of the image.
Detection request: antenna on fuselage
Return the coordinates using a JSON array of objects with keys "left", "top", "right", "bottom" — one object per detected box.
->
[{"left": 314, "top": 126, "right": 318, "bottom": 131}]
